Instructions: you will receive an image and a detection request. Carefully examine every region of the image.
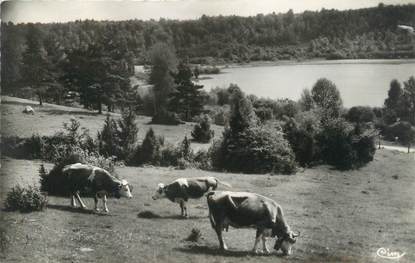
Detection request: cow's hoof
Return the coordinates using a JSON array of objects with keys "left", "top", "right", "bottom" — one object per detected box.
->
[
  {"left": 103, "top": 209, "right": 109, "bottom": 213},
  {"left": 94, "top": 208, "right": 101, "bottom": 212},
  {"left": 252, "top": 249, "right": 260, "bottom": 254},
  {"left": 263, "top": 249, "right": 271, "bottom": 254}
]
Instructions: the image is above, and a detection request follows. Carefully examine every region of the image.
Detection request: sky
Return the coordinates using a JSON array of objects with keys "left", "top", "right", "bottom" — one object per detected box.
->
[{"left": 2, "top": 0, "right": 415, "bottom": 24}]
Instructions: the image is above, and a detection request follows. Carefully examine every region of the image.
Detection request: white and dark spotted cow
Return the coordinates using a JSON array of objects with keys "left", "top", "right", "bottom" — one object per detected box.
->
[
  {"left": 62, "top": 163, "right": 132, "bottom": 212},
  {"left": 22, "top": 106, "right": 35, "bottom": 114},
  {"left": 152, "top": 177, "right": 231, "bottom": 217},
  {"left": 207, "top": 191, "right": 300, "bottom": 255}
]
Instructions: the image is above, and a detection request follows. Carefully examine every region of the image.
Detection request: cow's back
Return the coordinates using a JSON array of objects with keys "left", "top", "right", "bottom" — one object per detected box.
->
[
  {"left": 186, "top": 180, "right": 210, "bottom": 198},
  {"left": 62, "top": 164, "right": 94, "bottom": 191},
  {"left": 207, "top": 191, "right": 274, "bottom": 228}
]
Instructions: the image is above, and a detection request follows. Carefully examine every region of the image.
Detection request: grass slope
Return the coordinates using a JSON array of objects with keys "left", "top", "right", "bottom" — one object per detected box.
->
[
  {"left": 1, "top": 149, "right": 414, "bottom": 263},
  {"left": 1, "top": 96, "right": 223, "bottom": 151}
]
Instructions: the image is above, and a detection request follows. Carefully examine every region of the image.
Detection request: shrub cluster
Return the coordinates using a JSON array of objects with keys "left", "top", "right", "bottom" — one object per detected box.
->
[
  {"left": 317, "top": 118, "right": 376, "bottom": 170},
  {"left": 212, "top": 125, "right": 296, "bottom": 174},
  {"left": 4, "top": 185, "right": 48, "bottom": 212},
  {"left": 283, "top": 110, "right": 322, "bottom": 167},
  {"left": 97, "top": 111, "right": 139, "bottom": 161},
  {"left": 210, "top": 87, "right": 297, "bottom": 174},
  {"left": 191, "top": 114, "right": 215, "bottom": 143}
]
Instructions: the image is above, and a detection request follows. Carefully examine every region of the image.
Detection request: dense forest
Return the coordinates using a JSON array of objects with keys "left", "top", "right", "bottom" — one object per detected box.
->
[
  {"left": 3, "top": 4, "right": 415, "bottom": 68},
  {"left": 1, "top": 4, "right": 414, "bottom": 133}
]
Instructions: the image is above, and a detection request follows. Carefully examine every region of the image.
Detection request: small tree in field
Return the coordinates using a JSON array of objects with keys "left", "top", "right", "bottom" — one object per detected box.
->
[
  {"left": 191, "top": 114, "right": 215, "bottom": 143},
  {"left": 117, "top": 109, "right": 139, "bottom": 160},
  {"left": 97, "top": 114, "right": 121, "bottom": 157},
  {"left": 136, "top": 128, "right": 163, "bottom": 165}
]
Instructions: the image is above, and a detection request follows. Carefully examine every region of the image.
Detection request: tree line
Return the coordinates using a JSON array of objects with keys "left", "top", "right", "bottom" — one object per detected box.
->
[{"left": 2, "top": 3, "right": 415, "bottom": 98}]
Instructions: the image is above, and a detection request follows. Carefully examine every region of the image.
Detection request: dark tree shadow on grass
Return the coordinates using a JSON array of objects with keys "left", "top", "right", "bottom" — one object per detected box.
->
[
  {"left": 137, "top": 211, "right": 206, "bottom": 220},
  {"left": 175, "top": 245, "right": 282, "bottom": 258},
  {"left": 47, "top": 204, "right": 114, "bottom": 216}
]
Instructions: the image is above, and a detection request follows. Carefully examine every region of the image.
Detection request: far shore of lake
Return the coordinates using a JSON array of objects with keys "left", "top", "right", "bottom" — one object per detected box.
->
[{"left": 212, "top": 58, "right": 415, "bottom": 70}]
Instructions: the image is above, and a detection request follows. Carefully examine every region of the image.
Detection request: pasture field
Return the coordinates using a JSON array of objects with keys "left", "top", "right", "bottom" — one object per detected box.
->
[
  {"left": 1, "top": 149, "right": 414, "bottom": 263},
  {"left": 1, "top": 96, "right": 414, "bottom": 262},
  {"left": 0, "top": 96, "right": 223, "bottom": 151}
]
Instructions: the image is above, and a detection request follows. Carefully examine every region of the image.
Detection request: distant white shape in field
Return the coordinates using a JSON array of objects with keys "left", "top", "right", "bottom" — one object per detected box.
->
[
  {"left": 397, "top": 25, "right": 415, "bottom": 35},
  {"left": 22, "top": 105, "right": 35, "bottom": 114}
]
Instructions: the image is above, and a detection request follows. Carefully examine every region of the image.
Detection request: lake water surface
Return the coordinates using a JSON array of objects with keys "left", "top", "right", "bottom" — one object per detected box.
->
[{"left": 199, "top": 59, "right": 415, "bottom": 107}]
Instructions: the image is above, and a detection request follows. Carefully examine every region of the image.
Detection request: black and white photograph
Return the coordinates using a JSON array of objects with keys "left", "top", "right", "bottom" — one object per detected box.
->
[{"left": 1, "top": 0, "right": 414, "bottom": 262}]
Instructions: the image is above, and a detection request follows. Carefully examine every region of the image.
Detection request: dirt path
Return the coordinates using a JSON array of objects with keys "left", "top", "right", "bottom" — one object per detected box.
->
[{"left": 381, "top": 144, "right": 415, "bottom": 153}]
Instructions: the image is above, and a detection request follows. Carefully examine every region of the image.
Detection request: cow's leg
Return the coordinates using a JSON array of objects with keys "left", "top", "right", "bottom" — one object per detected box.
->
[
  {"left": 183, "top": 201, "right": 188, "bottom": 218},
  {"left": 103, "top": 194, "right": 109, "bottom": 213},
  {"left": 262, "top": 234, "right": 270, "bottom": 254},
  {"left": 94, "top": 194, "right": 101, "bottom": 212},
  {"left": 71, "top": 194, "right": 78, "bottom": 208},
  {"left": 75, "top": 191, "right": 87, "bottom": 209},
  {"left": 215, "top": 226, "right": 228, "bottom": 251},
  {"left": 252, "top": 229, "right": 262, "bottom": 254},
  {"left": 179, "top": 200, "right": 188, "bottom": 218}
]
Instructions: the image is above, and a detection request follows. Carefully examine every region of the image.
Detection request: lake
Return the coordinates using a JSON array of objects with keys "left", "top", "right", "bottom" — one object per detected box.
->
[{"left": 198, "top": 59, "right": 415, "bottom": 107}]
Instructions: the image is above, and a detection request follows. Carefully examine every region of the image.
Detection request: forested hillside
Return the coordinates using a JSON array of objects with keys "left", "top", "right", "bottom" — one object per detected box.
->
[{"left": 2, "top": 4, "right": 415, "bottom": 105}]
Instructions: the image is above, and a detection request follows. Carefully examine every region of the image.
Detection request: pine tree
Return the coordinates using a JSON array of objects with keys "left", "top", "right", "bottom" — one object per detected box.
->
[
  {"left": 169, "top": 63, "right": 205, "bottom": 121},
  {"left": 97, "top": 114, "right": 121, "bottom": 157},
  {"left": 21, "top": 24, "right": 52, "bottom": 105},
  {"left": 117, "top": 109, "right": 139, "bottom": 159},
  {"left": 228, "top": 86, "right": 258, "bottom": 137},
  {"left": 139, "top": 128, "right": 163, "bottom": 164},
  {"left": 148, "top": 43, "right": 178, "bottom": 119}
]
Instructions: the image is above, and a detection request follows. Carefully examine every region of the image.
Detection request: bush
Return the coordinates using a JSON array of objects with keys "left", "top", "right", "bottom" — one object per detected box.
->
[
  {"left": 132, "top": 128, "right": 164, "bottom": 165},
  {"left": 346, "top": 106, "right": 375, "bottom": 123},
  {"left": 160, "top": 144, "right": 181, "bottom": 167},
  {"left": 1, "top": 135, "right": 44, "bottom": 159},
  {"left": 191, "top": 114, "right": 215, "bottom": 143},
  {"left": 283, "top": 110, "right": 322, "bottom": 166},
  {"left": 4, "top": 185, "right": 48, "bottom": 212},
  {"left": 317, "top": 118, "right": 376, "bottom": 169},
  {"left": 151, "top": 109, "right": 184, "bottom": 125},
  {"left": 193, "top": 149, "right": 212, "bottom": 170},
  {"left": 212, "top": 125, "right": 297, "bottom": 174},
  {"left": 382, "top": 121, "right": 415, "bottom": 150},
  {"left": 206, "top": 105, "right": 230, "bottom": 126}
]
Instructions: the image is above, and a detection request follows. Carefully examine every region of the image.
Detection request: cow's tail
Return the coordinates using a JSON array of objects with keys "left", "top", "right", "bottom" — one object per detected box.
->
[
  {"left": 214, "top": 178, "right": 232, "bottom": 189},
  {"left": 206, "top": 192, "right": 217, "bottom": 228}
]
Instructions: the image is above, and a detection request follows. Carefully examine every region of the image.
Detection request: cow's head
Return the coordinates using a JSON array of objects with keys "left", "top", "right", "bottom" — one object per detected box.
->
[
  {"left": 152, "top": 183, "right": 166, "bottom": 200},
  {"left": 274, "top": 230, "right": 300, "bottom": 256},
  {"left": 115, "top": 179, "right": 133, "bottom": 199}
]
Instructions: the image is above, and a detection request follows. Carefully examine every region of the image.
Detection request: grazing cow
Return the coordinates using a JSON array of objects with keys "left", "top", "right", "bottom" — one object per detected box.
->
[
  {"left": 22, "top": 106, "right": 35, "bottom": 114},
  {"left": 207, "top": 191, "right": 300, "bottom": 255},
  {"left": 152, "top": 177, "right": 231, "bottom": 217},
  {"left": 62, "top": 163, "right": 132, "bottom": 212}
]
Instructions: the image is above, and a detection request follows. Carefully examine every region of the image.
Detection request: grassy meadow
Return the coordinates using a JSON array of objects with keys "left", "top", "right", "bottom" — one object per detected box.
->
[{"left": 1, "top": 96, "right": 414, "bottom": 263}]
